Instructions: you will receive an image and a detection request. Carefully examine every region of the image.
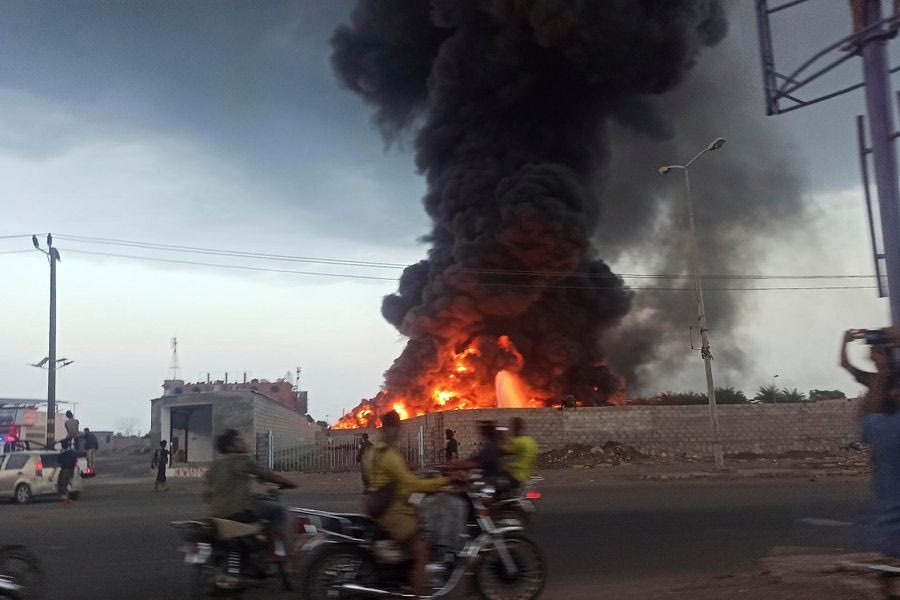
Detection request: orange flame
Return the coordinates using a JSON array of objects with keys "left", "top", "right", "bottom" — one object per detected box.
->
[{"left": 333, "top": 334, "right": 624, "bottom": 429}]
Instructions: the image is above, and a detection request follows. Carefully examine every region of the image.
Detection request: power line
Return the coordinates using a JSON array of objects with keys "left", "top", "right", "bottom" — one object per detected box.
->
[
  {"left": 54, "top": 233, "right": 408, "bottom": 269},
  {"left": 0, "top": 234, "right": 37, "bottom": 240},
  {"left": 59, "top": 248, "right": 878, "bottom": 292},
  {"left": 61, "top": 248, "right": 399, "bottom": 282},
  {"left": 0, "top": 249, "right": 34, "bottom": 255},
  {"left": 53, "top": 232, "right": 879, "bottom": 282}
]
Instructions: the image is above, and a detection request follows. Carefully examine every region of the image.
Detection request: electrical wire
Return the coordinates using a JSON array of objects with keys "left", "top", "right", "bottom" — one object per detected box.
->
[
  {"left": 53, "top": 232, "right": 879, "bottom": 282},
  {"left": 61, "top": 248, "right": 399, "bottom": 282},
  {"left": 58, "top": 248, "right": 879, "bottom": 292}
]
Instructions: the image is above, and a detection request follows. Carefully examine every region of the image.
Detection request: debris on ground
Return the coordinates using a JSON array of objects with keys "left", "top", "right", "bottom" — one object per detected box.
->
[{"left": 537, "top": 441, "right": 644, "bottom": 469}]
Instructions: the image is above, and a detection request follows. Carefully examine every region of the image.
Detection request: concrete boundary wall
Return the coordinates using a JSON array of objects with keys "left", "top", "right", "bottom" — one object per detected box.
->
[{"left": 328, "top": 399, "right": 860, "bottom": 461}]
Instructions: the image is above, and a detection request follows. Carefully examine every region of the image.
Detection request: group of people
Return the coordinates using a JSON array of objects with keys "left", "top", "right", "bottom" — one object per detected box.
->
[
  {"left": 355, "top": 415, "right": 536, "bottom": 596},
  {"left": 197, "top": 413, "right": 536, "bottom": 597},
  {"left": 62, "top": 410, "right": 100, "bottom": 471},
  {"left": 57, "top": 410, "right": 99, "bottom": 505}
]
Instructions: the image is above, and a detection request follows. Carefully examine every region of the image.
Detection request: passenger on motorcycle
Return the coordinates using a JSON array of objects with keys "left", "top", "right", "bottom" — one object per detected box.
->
[
  {"left": 504, "top": 417, "right": 537, "bottom": 487},
  {"left": 362, "top": 410, "right": 453, "bottom": 598},
  {"left": 203, "top": 429, "right": 297, "bottom": 560}
]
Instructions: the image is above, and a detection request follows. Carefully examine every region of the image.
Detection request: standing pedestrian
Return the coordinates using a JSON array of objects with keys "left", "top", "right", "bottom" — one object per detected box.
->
[
  {"left": 82, "top": 428, "right": 99, "bottom": 473},
  {"left": 57, "top": 438, "right": 78, "bottom": 506},
  {"left": 64, "top": 411, "right": 80, "bottom": 449},
  {"left": 151, "top": 440, "right": 170, "bottom": 492},
  {"left": 841, "top": 328, "right": 900, "bottom": 555},
  {"left": 444, "top": 429, "right": 459, "bottom": 462},
  {"left": 357, "top": 432, "right": 373, "bottom": 488}
]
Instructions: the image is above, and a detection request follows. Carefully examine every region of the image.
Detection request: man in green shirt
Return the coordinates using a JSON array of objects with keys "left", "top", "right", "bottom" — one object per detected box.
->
[
  {"left": 203, "top": 429, "right": 296, "bottom": 558},
  {"left": 504, "top": 418, "right": 537, "bottom": 486}
]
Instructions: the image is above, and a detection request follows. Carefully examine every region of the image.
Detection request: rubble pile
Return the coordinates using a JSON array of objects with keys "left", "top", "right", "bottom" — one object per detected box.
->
[{"left": 537, "top": 441, "right": 644, "bottom": 469}]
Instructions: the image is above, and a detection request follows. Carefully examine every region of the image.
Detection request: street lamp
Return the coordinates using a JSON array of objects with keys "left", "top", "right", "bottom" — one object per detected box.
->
[
  {"left": 658, "top": 138, "right": 726, "bottom": 469},
  {"left": 32, "top": 234, "right": 62, "bottom": 447}
]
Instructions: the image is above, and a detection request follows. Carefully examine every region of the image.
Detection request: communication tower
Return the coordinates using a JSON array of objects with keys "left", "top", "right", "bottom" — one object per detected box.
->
[{"left": 169, "top": 337, "right": 181, "bottom": 380}]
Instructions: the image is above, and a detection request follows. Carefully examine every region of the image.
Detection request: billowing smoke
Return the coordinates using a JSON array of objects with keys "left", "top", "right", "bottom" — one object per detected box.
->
[
  {"left": 331, "top": 0, "right": 732, "bottom": 421},
  {"left": 597, "top": 12, "right": 807, "bottom": 393}
]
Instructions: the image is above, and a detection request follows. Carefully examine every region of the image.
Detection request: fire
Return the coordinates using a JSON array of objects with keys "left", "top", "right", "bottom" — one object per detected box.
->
[
  {"left": 393, "top": 402, "right": 409, "bottom": 420},
  {"left": 332, "top": 334, "right": 627, "bottom": 429}
]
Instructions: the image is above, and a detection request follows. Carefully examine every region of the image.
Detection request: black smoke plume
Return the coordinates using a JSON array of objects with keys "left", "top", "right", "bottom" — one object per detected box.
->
[{"left": 331, "top": 0, "right": 729, "bottom": 414}]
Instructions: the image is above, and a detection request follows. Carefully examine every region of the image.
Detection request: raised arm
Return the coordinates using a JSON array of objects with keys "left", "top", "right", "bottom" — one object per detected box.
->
[
  {"left": 383, "top": 450, "right": 448, "bottom": 494},
  {"left": 840, "top": 329, "right": 874, "bottom": 385}
]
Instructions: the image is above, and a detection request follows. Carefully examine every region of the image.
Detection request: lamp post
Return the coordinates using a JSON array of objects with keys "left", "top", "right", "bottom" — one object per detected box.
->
[
  {"left": 32, "top": 234, "right": 61, "bottom": 448},
  {"left": 658, "top": 138, "right": 726, "bottom": 469}
]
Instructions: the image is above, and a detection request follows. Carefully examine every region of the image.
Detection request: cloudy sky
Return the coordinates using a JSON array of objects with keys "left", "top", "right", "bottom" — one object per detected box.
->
[{"left": 0, "top": 1, "right": 896, "bottom": 432}]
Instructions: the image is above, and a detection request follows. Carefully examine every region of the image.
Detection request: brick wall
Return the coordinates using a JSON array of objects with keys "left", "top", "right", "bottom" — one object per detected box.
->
[{"left": 376, "top": 399, "right": 860, "bottom": 461}]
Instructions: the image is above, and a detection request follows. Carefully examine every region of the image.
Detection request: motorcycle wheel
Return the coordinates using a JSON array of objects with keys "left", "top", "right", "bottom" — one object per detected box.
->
[
  {"left": 0, "top": 546, "right": 43, "bottom": 600},
  {"left": 299, "top": 545, "right": 371, "bottom": 600},
  {"left": 473, "top": 532, "right": 545, "bottom": 600}
]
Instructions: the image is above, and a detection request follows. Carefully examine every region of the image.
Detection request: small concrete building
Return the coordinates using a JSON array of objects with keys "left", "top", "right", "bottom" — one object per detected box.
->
[{"left": 150, "top": 386, "right": 316, "bottom": 464}]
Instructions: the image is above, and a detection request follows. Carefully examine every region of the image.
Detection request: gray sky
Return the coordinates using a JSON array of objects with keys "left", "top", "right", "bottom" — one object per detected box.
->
[{"left": 0, "top": 1, "right": 894, "bottom": 431}]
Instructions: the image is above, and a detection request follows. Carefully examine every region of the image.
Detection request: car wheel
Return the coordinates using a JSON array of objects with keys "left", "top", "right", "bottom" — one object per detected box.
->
[
  {"left": 14, "top": 484, "right": 32, "bottom": 505},
  {"left": 68, "top": 492, "right": 80, "bottom": 501}
]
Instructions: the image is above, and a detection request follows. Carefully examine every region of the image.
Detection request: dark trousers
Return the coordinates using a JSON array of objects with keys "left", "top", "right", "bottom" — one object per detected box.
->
[{"left": 58, "top": 469, "right": 74, "bottom": 498}]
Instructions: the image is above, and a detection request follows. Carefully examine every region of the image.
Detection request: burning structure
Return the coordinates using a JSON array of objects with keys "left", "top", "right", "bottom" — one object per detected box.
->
[{"left": 332, "top": 1, "right": 728, "bottom": 428}]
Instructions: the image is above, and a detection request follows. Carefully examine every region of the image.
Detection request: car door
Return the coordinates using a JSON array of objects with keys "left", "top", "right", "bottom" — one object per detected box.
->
[
  {"left": 0, "top": 454, "right": 29, "bottom": 497},
  {"left": 39, "top": 453, "right": 59, "bottom": 495}
]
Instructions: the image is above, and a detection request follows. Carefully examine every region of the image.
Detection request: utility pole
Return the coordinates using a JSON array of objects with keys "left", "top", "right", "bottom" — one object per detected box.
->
[
  {"left": 33, "top": 234, "right": 61, "bottom": 447},
  {"left": 659, "top": 138, "right": 727, "bottom": 470}
]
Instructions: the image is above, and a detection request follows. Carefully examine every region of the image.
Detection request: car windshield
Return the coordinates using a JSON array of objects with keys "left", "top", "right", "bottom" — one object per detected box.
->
[{"left": 40, "top": 454, "right": 58, "bottom": 469}]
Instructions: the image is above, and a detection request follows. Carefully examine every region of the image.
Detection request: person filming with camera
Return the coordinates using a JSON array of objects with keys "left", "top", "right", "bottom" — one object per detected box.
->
[{"left": 841, "top": 327, "right": 900, "bottom": 556}]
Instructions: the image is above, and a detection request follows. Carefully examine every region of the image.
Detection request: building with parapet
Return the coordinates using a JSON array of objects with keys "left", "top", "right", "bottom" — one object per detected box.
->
[{"left": 151, "top": 376, "right": 314, "bottom": 464}]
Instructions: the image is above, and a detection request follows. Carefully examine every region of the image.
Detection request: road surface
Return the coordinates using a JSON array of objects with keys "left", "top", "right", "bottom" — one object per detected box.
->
[{"left": 0, "top": 455, "right": 874, "bottom": 599}]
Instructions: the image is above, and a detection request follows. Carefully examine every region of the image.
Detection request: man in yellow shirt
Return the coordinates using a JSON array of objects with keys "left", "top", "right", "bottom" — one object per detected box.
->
[
  {"left": 505, "top": 417, "right": 537, "bottom": 486},
  {"left": 363, "top": 410, "right": 450, "bottom": 597}
]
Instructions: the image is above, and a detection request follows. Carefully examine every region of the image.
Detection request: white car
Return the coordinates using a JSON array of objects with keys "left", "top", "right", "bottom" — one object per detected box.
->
[{"left": 0, "top": 451, "right": 84, "bottom": 504}]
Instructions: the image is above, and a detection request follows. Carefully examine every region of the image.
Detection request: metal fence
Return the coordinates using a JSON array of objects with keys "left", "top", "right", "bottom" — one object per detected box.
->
[{"left": 256, "top": 428, "right": 427, "bottom": 473}]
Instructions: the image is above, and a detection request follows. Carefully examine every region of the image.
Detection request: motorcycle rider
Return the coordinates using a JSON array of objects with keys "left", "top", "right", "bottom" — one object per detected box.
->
[
  {"left": 203, "top": 429, "right": 297, "bottom": 560},
  {"left": 453, "top": 420, "right": 513, "bottom": 492},
  {"left": 363, "top": 410, "right": 453, "bottom": 598}
]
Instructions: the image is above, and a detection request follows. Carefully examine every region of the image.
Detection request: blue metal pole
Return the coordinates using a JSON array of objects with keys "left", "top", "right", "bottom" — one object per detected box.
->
[{"left": 861, "top": 0, "right": 900, "bottom": 324}]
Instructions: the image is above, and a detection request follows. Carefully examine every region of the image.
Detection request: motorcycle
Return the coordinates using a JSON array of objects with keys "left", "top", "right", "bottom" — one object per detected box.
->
[
  {"left": 170, "top": 487, "right": 293, "bottom": 596},
  {"left": 0, "top": 545, "right": 42, "bottom": 600},
  {"left": 294, "top": 477, "right": 546, "bottom": 599},
  {"left": 491, "top": 475, "right": 542, "bottom": 529}
]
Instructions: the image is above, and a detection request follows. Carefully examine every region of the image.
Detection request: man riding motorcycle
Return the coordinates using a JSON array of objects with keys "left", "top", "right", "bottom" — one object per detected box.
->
[
  {"left": 362, "top": 410, "right": 456, "bottom": 598},
  {"left": 203, "top": 429, "right": 296, "bottom": 560}
]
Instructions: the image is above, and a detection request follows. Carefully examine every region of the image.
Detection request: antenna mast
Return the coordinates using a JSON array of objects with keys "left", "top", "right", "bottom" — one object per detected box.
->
[{"left": 169, "top": 337, "right": 181, "bottom": 380}]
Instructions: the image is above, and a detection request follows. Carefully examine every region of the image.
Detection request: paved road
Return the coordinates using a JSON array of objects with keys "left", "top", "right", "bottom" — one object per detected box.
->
[{"left": 0, "top": 456, "right": 874, "bottom": 599}]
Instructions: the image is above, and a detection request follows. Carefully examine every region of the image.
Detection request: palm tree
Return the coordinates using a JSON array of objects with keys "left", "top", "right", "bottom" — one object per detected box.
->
[
  {"left": 780, "top": 388, "right": 807, "bottom": 403},
  {"left": 754, "top": 385, "right": 780, "bottom": 403}
]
